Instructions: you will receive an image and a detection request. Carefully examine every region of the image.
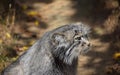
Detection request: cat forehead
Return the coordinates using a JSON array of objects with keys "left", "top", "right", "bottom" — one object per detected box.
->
[
  {"left": 50, "top": 23, "right": 90, "bottom": 35},
  {"left": 64, "top": 25, "right": 90, "bottom": 34}
]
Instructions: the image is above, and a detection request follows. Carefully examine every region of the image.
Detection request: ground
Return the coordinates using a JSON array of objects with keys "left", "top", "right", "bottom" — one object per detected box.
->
[{"left": 0, "top": 0, "right": 120, "bottom": 75}]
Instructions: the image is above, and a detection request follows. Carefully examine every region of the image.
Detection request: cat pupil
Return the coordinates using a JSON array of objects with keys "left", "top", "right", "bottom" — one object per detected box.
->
[{"left": 75, "top": 36, "right": 81, "bottom": 40}]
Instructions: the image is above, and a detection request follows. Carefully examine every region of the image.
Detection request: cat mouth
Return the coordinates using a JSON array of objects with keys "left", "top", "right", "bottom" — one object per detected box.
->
[
  {"left": 80, "top": 47, "right": 90, "bottom": 55},
  {"left": 63, "top": 41, "right": 90, "bottom": 64},
  {"left": 66, "top": 41, "right": 90, "bottom": 56}
]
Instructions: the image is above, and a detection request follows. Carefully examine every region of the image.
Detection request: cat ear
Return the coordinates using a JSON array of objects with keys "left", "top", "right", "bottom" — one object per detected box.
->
[{"left": 51, "top": 33, "right": 65, "bottom": 45}]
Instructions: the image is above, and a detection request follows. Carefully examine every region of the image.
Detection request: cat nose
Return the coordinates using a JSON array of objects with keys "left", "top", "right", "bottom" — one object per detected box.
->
[
  {"left": 81, "top": 38, "right": 90, "bottom": 46},
  {"left": 81, "top": 42, "right": 90, "bottom": 46},
  {"left": 87, "top": 43, "right": 91, "bottom": 46}
]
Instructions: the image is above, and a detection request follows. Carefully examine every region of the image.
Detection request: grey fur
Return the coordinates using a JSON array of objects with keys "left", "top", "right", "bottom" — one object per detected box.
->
[{"left": 1, "top": 23, "right": 91, "bottom": 75}]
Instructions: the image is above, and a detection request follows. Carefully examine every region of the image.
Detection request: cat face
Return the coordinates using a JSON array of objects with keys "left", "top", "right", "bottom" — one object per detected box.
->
[{"left": 50, "top": 23, "right": 91, "bottom": 64}]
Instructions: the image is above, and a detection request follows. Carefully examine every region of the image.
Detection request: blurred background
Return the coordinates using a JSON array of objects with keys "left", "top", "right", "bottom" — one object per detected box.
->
[{"left": 0, "top": 0, "right": 120, "bottom": 75}]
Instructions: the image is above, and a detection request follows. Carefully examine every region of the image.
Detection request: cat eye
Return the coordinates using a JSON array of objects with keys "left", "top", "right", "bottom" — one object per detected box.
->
[
  {"left": 84, "top": 34, "right": 89, "bottom": 40},
  {"left": 75, "top": 36, "right": 81, "bottom": 40},
  {"left": 74, "top": 35, "right": 82, "bottom": 40}
]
